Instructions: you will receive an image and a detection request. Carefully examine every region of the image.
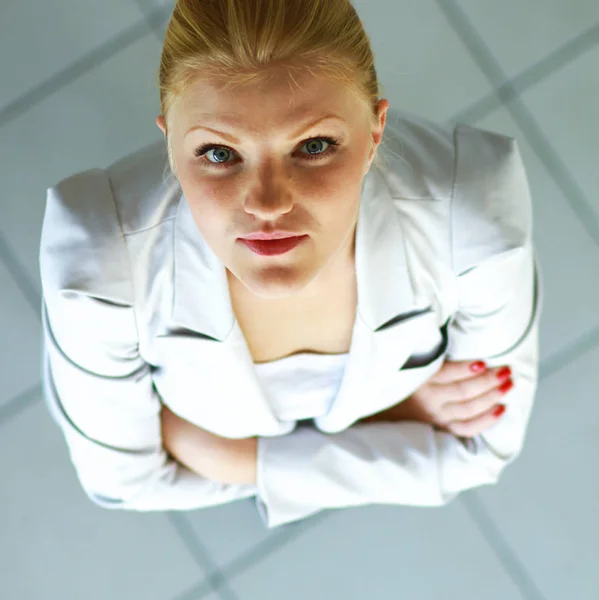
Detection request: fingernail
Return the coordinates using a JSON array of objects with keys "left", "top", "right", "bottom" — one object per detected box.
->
[
  {"left": 493, "top": 405, "right": 506, "bottom": 418},
  {"left": 498, "top": 379, "right": 514, "bottom": 394},
  {"left": 470, "top": 361, "right": 487, "bottom": 373},
  {"left": 496, "top": 366, "right": 512, "bottom": 380}
]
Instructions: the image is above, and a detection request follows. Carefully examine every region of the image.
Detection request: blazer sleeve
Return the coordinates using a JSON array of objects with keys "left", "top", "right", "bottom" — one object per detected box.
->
[
  {"left": 253, "top": 126, "right": 543, "bottom": 528},
  {"left": 39, "top": 171, "right": 257, "bottom": 511}
]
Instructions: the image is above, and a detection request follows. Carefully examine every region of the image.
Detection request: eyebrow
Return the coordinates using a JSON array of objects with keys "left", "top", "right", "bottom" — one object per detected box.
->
[{"left": 184, "top": 114, "right": 347, "bottom": 144}]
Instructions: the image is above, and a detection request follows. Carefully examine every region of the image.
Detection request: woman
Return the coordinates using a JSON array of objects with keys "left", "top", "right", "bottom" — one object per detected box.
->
[{"left": 39, "top": 0, "right": 542, "bottom": 528}]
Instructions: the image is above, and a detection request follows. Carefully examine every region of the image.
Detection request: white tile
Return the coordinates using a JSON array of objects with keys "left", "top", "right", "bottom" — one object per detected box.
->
[
  {"left": 0, "top": 33, "right": 165, "bottom": 288},
  {"left": 456, "top": 0, "right": 599, "bottom": 77},
  {"left": 475, "top": 343, "right": 599, "bottom": 600},
  {"left": 517, "top": 43, "right": 599, "bottom": 219},
  {"left": 0, "top": 0, "right": 145, "bottom": 110},
  {"left": 0, "top": 400, "right": 205, "bottom": 600},
  {"left": 223, "top": 502, "right": 525, "bottom": 600},
  {"left": 463, "top": 107, "right": 599, "bottom": 361},
  {"left": 185, "top": 497, "right": 310, "bottom": 569},
  {"left": 352, "top": 0, "right": 493, "bottom": 122},
  {"left": 0, "top": 262, "right": 41, "bottom": 410}
]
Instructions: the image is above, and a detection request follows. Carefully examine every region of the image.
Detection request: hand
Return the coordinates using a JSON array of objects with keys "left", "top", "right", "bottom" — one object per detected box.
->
[{"left": 360, "top": 360, "right": 514, "bottom": 437}]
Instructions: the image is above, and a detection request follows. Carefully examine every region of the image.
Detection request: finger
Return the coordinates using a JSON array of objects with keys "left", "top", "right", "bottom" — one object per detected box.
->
[
  {"left": 429, "top": 365, "right": 513, "bottom": 404},
  {"left": 433, "top": 371, "right": 513, "bottom": 409},
  {"left": 430, "top": 360, "right": 489, "bottom": 384},
  {"left": 444, "top": 403, "right": 507, "bottom": 437}
]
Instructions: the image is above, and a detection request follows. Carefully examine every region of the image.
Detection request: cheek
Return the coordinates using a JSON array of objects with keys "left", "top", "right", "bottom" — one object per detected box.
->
[
  {"left": 299, "top": 155, "right": 365, "bottom": 200},
  {"left": 178, "top": 178, "right": 234, "bottom": 241}
]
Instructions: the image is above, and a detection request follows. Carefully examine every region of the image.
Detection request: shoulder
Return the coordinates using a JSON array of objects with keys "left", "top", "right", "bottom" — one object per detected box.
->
[
  {"left": 43, "top": 140, "right": 180, "bottom": 239},
  {"left": 105, "top": 139, "right": 180, "bottom": 233},
  {"left": 451, "top": 123, "right": 532, "bottom": 275},
  {"left": 380, "top": 109, "right": 532, "bottom": 275},
  {"left": 378, "top": 108, "right": 456, "bottom": 200},
  {"left": 40, "top": 140, "right": 179, "bottom": 297}
]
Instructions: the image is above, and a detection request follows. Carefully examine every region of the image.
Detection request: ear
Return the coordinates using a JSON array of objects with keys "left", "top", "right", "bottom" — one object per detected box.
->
[
  {"left": 156, "top": 115, "right": 167, "bottom": 136},
  {"left": 365, "top": 99, "right": 389, "bottom": 173},
  {"left": 373, "top": 99, "right": 389, "bottom": 147}
]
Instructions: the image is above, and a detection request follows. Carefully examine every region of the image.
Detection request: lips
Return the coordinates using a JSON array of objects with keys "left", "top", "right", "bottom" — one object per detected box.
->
[{"left": 239, "top": 235, "right": 308, "bottom": 256}]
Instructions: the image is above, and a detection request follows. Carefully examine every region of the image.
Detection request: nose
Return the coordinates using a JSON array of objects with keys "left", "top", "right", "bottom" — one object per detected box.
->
[
  {"left": 244, "top": 195, "right": 294, "bottom": 219},
  {"left": 243, "top": 167, "right": 294, "bottom": 218}
]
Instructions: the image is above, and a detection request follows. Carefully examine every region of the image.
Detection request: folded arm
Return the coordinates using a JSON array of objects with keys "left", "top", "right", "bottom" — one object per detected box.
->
[
  {"left": 168, "top": 242, "right": 541, "bottom": 528},
  {"left": 40, "top": 181, "right": 257, "bottom": 511},
  {"left": 254, "top": 248, "right": 541, "bottom": 527},
  {"left": 160, "top": 404, "right": 258, "bottom": 485},
  {"left": 249, "top": 131, "right": 542, "bottom": 527}
]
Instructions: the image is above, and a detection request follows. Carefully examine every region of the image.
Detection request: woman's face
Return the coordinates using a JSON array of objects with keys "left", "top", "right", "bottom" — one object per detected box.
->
[{"left": 157, "top": 68, "right": 389, "bottom": 301}]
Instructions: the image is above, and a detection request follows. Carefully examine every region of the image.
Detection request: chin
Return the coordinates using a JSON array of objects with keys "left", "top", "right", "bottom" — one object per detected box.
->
[{"left": 237, "top": 266, "right": 318, "bottom": 301}]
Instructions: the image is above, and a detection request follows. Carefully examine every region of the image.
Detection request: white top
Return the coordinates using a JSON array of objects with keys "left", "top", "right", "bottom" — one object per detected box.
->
[{"left": 254, "top": 352, "right": 349, "bottom": 423}]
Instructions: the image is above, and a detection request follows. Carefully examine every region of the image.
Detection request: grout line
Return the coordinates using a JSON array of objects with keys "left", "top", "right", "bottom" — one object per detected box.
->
[
  {"left": 451, "top": 21, "right": 599, "bottom": 125},
  {"left": 460, "top": 492, "right": 548, "bottom": 600},
  {"left": 0, "top": 4, "right": 170, "bottom": 129},
  {"left": 217, "top": 511, "right": 331, "bottom": 583},
  {"left": 435, "top": 0, "right": 511, "bottom": 86},
  {"left": 166, "top": 512, "right": 240, "bottom": 600},
  {"left": 502, "top": 97, "right": 599, "bottom": 244},
  {"left": 131, "top": 0, "right": 172, "bottom": 43},
  {"left": 539, "top": 325, "right": 599, "bottom": 380},
  {"left": 0, "top": 232, "right": 41, "bottom": 318},
  {"left": 172, "top": 512, "right": 331, "bottom": 600},
  {"left": 437, "top": 0, "right": 599, "bottom": 247},
  {"left": 0, "top": 383, "right": 42, "bottom": 428}
]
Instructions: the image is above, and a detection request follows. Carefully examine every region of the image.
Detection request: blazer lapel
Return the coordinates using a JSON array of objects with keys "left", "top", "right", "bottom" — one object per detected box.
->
[
  {"left": 315, "top": 168, "right": 448, "bottom": 431},
  {"left": 168, "top": 165, "right": 453, "bottom": 435}
]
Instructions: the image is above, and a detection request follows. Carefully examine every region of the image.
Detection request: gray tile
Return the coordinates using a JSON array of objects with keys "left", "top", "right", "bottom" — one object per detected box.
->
[
  {"left": 516, "top": 43, "right": 599, "bottom": 222},
  {"left": 0, "top": 261, "right": 42, "bottom": 411},
  {"left": 462, "top": 107, "right": 599, "bottom": 363},
  {"left": 0, "top": 400, "right": 205, "bottom": 600},
  {"left": 184, "top": 497, "right": 309, "bottom": 569},
  {"left": 0, "top": 0, "right": 145, "bottom": 110},
  {"left": 474, "top": 343, "right": 599, "bottom": 600},
  {"left": 141, "top": 0, "right": 175, "bottom": 9},
  {"left": 173, "top": 591, "right": 220, "bottom": 600},
  {"left": 456, "top": 0, "right": 599, "bottom": 78},
  {"left": 133, "top": 0, "right": 174, "bottom": 39},
  {"left": 0, "top": 33, "right": 165, "bottom": 288},
  {"left": 222, "top": 502, "right": 526, "bottom": 600},
  {"left": 342, "top": 0, "right": 494, "bottom": 122}
]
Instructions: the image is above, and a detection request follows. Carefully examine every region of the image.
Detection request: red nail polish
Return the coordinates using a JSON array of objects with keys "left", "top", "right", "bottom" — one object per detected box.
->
[
  {"left": 496, "top": 366, "right": 512, "bottom": 380},
  {"left": 493, "top": 405, "right": 506, "bottom": 418},
  {"left": 470, "top": 361, "right": 486, "bottom": 373},
  {"left": 498, "top": 379, "right": 514, "bottom": 394}
]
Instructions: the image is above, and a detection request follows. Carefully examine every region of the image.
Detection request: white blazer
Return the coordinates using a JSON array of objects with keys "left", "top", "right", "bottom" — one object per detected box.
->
[{"left": 39, "top": 109, "right": 543, "bottom": 528}]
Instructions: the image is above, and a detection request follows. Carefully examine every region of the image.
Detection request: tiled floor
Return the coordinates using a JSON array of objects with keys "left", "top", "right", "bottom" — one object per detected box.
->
[{"left": 1, "top": 0, "right": 598, "bottom": 599}]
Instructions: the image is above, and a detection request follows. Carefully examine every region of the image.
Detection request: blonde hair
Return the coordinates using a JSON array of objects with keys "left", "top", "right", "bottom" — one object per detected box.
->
[{"left": 157, "top": 0, "right": 387, "bottom": 177}]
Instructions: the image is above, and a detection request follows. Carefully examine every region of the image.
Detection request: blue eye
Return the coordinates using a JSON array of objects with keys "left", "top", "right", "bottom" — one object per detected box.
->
[{"left": 193, "top": 136, "right": 341, "bottom": 170}]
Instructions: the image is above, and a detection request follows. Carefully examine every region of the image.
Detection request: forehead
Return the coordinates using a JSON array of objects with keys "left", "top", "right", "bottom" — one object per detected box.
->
[{"left": 171, "top": 69, "right": 364, "bottom": 133}]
